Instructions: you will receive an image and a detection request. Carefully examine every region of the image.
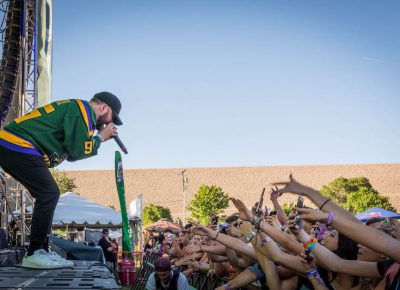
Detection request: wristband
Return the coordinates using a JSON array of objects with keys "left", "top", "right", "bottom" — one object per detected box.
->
[
  {"left": 198, "top": 261, "right": 202, "bottom": 269},
  {"left": 223, "top": 283, "right": 230, "bottom": 290},
  {"left": 326, "top": 212, "right": 334, "bottom": 226},
  {"left": 305, "top": 268, "right": 319, "bottom": 278},
  {"left": 303, "top": 237, "right": 318, "bottom": 252},
  {"left": 306, "top": 268, "right": 325, "bottom": 285},
  {"left": 260, "top": 236, "right": 272, "bottom": 246}
]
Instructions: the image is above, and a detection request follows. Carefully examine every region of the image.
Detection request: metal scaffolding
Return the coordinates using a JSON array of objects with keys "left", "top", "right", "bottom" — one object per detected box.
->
[
  {"left": 21, "top": 0, "right": 36, "bottom": 115},
  {"left": 0, "top": 0, "right": 37, "bottom": 247}
]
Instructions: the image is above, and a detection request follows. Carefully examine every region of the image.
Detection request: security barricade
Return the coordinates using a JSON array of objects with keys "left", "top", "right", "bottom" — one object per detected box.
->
[{"left": 131, "top": 252, "right": 162, "bottom": 290}]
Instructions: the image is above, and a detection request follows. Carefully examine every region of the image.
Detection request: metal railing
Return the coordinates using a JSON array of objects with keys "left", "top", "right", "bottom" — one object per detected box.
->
[
  {"left": 131, "top": 252, "right": 263, "bottom": 290},
  {"left": 131, "top": 252, "right": 162, "bottom": 290}
]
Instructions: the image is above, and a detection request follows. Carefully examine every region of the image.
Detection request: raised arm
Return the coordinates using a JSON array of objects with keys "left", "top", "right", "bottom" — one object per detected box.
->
[
  {"left": 191, "top": 221, "right": 257, "bottom": 260},
  {"left": 295, "top": 229, "right": 380, "bottom": 278},
  {"left": 270, "top": 188, "right": 289, "bottom": 225},
  {"left": 273, "top": 175, "right": 360, "bottom": 223},
  {"left": 295, "top": 207, "right": 400, "bottom": 263}
]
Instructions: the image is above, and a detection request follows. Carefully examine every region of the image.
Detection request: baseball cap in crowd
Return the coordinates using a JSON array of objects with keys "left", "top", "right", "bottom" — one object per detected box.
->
[
  {"left": 155, "top": 257, "right": 171, "bottom": 272},
  {"left": 102, "top": 229, "right": 109, "bottom": 234},
  {"left": 93, "top": 91, "right": 123, "bottom": 126}
]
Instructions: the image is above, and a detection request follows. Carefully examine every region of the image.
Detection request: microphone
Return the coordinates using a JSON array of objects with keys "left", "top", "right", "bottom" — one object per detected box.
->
[{"left": 114, "top": 135, "right": 128, "bottom": 154}]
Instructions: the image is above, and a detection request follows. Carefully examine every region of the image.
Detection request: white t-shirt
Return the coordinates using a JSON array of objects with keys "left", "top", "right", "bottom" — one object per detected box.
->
[{"left": 146, "top": 271, "right": 189, "bottom": 290}]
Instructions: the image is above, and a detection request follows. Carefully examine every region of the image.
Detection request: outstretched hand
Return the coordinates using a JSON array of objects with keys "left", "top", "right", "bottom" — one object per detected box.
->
[
  {"left": 187, "top": 220, "right": 213, "bottom": 236},
  {"left": 181, "top": 244, "right": 201, "bottom": 257},
  {"left": 294, "top": 207, "right": 329, "bottom": 223},
  {"left": 230, "top": 198, "right": 254, "bottom": 222},
  {"left": 271, "top": 174, "right": 306, "bottom": 196}
]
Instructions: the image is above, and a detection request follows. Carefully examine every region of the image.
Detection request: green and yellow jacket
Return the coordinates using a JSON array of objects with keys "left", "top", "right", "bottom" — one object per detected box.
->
[{"left": 0, "top": 99, "right": 102, "bottom": 167}]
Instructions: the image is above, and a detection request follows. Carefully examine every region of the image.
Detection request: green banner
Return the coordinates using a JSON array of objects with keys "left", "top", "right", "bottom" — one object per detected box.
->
[{"left": 115, "top": 151, "right": 132, "bottom": 253}]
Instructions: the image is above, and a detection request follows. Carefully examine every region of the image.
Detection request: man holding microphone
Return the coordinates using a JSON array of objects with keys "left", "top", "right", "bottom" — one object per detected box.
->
[{"left": 0, "top": 91, "right": 123, "bottom": 268}]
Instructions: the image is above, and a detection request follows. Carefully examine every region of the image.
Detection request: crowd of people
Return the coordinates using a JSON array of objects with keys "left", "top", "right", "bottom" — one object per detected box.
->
[{"left": 143, "top": 175, "right": 400, "bottom": 290}]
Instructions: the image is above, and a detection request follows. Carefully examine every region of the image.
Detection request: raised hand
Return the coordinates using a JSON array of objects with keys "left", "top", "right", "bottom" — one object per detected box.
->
[
  {"left": 270, "top": 186, "right": 279, "bottom": 202},
  {"left": 181, "top": 244, "right": 201, "bottom": 256},
  {"left": 299, "top": 252, "right": 316, "bottom": 271},
  {"left": 265, "top": 215, "right": 282, "bottom": 230},
  {"left": 230, "top": 198, "right": 254, "bottom": 222},
  {"left": 271, "top": 174, "right": 306, "bottom": 196}
]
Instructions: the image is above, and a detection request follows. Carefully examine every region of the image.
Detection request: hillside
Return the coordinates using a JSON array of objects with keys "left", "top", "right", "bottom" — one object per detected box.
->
[{"left": 66, "top": 163, "right": 400, "bottom": 219}]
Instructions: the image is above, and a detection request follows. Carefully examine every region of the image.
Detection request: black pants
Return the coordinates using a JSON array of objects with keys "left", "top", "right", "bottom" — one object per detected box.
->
[{"left": 0, "top": 145, "right": 60, "bottom": 250}]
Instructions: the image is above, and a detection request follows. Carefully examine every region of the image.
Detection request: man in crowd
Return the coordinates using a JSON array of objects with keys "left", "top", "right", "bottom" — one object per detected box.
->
[
  {"left": 146, "top": 257, "right": 189, "bottom": 290},
  {"left": 98, "top": 229, "right": 117, "bottom": 269},
  {"left": 0, "top": 92, "right": 123, "bottom": 268}
]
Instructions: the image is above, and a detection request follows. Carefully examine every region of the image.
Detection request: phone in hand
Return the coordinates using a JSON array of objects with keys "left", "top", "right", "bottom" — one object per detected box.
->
[
  {"left": 295, "top": 196, "right": 304, "bottom": 229},
  {"left": 211, "top": 215, "right": 219, "bottom": 225},
  {"left": 217, "top": 223, "right": 229, "bottom": 234},
  {"left": 296, "top": 196, "right": 304, "bottom": 209},
  {"left": 255, "top": 188, "right": 266, "bottom": 216}
]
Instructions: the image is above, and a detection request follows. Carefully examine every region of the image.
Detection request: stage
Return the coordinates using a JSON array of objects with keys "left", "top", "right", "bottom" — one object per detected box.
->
[{"left": 0, "top": 260, "right": 120, "bottom": 289}]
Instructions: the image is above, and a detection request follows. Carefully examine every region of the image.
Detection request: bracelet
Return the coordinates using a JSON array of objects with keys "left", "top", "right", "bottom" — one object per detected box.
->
[
  {"left": 223, "top": 283, "right": 230, "bottom": 290},
  {"left": 213, "top": 232, "right": 219, "bottom": 241},
  {"left": 306, "top": 268, "right": 325, "bottom": 285},
  {"left": 260, "top": 236, "right": 272, "bottom": 246},
  {"left": 319, "top": 198, "right": 331, "bottom": 210},
  {"left": 242, "top": 221, "right": 252, "bottom": 225},
  {"left": 306, "top": 268, "right": 319, "bottom": 278},
  {"left": 303, "top": 237, "right": 318, "bottom": 252},
  {"left": 326, "top": 212, "right": 334, "bottom": 226},
  {"left": 246, "top": 231, "right": 256, "bottom": 242}
]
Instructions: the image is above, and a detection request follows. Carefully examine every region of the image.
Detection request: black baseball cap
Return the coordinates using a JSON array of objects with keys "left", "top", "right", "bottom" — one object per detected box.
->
[
  {"left": 102, "top": 229, "right": 109, "bottom": 234},
  {"left": 93, "top": 92, "right": 123, "bottom": 125}
]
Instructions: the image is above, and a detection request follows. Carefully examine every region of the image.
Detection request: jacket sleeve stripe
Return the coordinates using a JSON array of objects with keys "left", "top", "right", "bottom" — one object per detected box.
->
[{"left": 76, "top": 100, "right": 95, "bottom": 137}]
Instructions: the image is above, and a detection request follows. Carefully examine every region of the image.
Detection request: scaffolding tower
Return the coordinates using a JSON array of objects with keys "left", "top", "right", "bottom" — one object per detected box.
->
[{"left": 0, "top": 0, "right": 37, "bottom": 247}]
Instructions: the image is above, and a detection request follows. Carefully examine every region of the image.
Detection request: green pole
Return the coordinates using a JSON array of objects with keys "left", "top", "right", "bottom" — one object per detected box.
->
[{"left": 115, "top": 151, "right": 132, "bottom": 254}]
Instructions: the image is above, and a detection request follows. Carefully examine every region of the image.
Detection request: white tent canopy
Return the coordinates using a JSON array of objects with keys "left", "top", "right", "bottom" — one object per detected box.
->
[{"left": 53, "top": 192, "right": 122, "bottom": 226}]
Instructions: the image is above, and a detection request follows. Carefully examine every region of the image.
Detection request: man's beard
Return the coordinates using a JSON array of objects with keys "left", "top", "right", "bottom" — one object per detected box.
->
[
  {"left": 96, "top": 122, "right": 105, "bottom": 131},
  {"left": 95, "top": 115, "right": 109, "bottom": 130}
]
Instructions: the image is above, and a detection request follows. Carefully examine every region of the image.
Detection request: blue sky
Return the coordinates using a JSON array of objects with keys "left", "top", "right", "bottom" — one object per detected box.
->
[{"left": 53, "top": 1, "right": 400, "bottom": 171}]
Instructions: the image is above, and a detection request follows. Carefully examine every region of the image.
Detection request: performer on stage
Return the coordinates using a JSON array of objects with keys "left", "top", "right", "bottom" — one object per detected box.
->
[{"left": 0, "top": 92, "right": 123, "bottom": 268}]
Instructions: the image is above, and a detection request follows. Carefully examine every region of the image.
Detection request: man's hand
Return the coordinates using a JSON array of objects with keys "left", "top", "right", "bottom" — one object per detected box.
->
[{"left": 98, "top": 123, "right": 118, "bottom": 141}]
